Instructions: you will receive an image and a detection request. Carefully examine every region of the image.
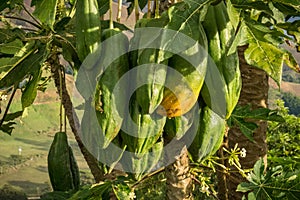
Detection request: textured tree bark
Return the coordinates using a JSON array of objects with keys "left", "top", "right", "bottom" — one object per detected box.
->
[
  {"left": 165, "top": 145, "right": 194, "bottom": 200},
  {"left": 218, "top": 46, "right": 269, "bottom": 199},
  {"left": 50, "top": 55, "right": 104, "bottom": 183}
]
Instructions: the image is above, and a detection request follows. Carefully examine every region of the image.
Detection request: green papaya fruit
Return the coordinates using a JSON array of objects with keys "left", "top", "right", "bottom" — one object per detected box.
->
[
  {"left": 48, "top": 132, "right": 80, "bottom": 191},
  {"left": 75, "top": 0, "right": 101, "bottom": 62},
  {"left": 133, "top": 17, "right": 169, "bottom": 114},
  {"left": 121, "top": 96, "right": 166, "bottom": 155},
  {"left": 94, "top": 28, "right": 129, "bottom": 148},
  {"left": 188, "top": 106, "right": 226, "bottom": 162},
  {"left": 201, "top": 1, "right": 242, "bottom": 119}
]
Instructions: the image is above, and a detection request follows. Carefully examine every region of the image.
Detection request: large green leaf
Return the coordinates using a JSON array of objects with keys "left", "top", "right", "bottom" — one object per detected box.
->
[
  {"left": 32, "top": 0, "right": 58, "bottom": 28},
  {"left": 273, "top": 0, "right": 300, "bottom": 12},
  {"left": 159, "top": 0, "right": 211, "bottom": 59},
  {"left": 0, "top": 41, "right": 36, "bottom": 81},
  {"left": 0, "top": 46, "right": 45, "bottom": 89},
  {"left": 229, "top": 20, "right": 296, "bottom": 86},
  {"left": 228, "top": 105, "right": 285, "bottom": 141},
  {"left": 0, "top": 39, "right": 24, "bottom": 55},
  {"left": 0, "top": 28, "right": 25, "bottom": 44},
  {"left": 21, "top": 68, "right": 42, "bottom": 109},
  {"left": 97, "top": 0, "right": 109, "bottom": 16},
  {"left": 237, "top": 158, "right": 300, "bottom": 200},
  {"left": 230, "top": 0, "right": 273, "bottom": 16}
]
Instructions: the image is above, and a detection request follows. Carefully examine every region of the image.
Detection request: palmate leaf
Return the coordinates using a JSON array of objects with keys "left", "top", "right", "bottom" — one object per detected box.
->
[
  {"left": 0, "top": 45, "right": 45, "bottom": 89},
  {"left": 0, "top": 28, "right": 25, "bottom": 44},
  {"left": 229, "top": 18, "right": 298, "bottom": 87},
  {"left": 230, "top": 0, "right": 273, "bottom": 16},
  {"left": 0, "top": 39, "right": 24, "bottom": 55},
  {"left": 237, "top": 158, "right": 300, "bottom": 200},
  {"left": 228, "top": 105, "right": 285, "bottom": 141},
  {"left": 0, "top": 40, "right": 36, "bottom": 76},
  {"left": 273, "top": 0, "right": 300, "bottom": 12}
]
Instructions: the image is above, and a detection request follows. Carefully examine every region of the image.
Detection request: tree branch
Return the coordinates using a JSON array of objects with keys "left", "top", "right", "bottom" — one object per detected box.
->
[{"left": 50, "top": 54, "right": 104, "bottom": 182}]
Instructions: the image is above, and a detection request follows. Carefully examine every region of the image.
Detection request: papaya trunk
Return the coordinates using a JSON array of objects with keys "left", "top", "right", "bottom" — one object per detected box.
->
[
  {"left": 165, "top": 145, "right": 194, "bottom": 200},
  {"left": 50, "top": 54, "right": 104, "bottom": 182},
  {"left": 217, "top": 46, "right": 269, "bottom": 199}
]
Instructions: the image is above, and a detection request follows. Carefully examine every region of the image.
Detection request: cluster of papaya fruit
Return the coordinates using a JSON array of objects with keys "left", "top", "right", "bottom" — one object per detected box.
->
[{"left": 48, "top": 0, "right": 242, "bottom": 184}]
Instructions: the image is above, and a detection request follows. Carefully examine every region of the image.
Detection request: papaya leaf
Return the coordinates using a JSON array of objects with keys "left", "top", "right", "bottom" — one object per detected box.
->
[
  {"left": 273, "top": 0, "right": 300, "bottom": 12},
  {"left": 228, "top": 105, "right": 285, "bottom": 141},
  {"left": 277, "top": 20, "right": 300, "bottom": 50},
  {"left": 229, "top": 19, "right": 291, "bottom": 87},
  {"left": 232, "top": 105, "right": 285, "bottom": 122},
  {"left": 97, "top": 0, "right": 109, "bottom": 16},
  {"left": 230, "top": 0, "right": 273, "bottom": 16},
  {"left": 0, "top": 46, "right": 45, "bottom": 89},
  {"left": 158, "top": 0, "right": 210, "bottom": 61},
  {"left": 237, "top": 158, "right": 300, "bottom": 200},
  {"left": 227, "top": 0, "right": 241, "bottom": 30},
  {"left": 0, "top": 41, "right": 36, "bottom": 76},
  {"left": 69, "top": 182, "right": 112, "bottom": 200},
  {"left": 21, "top": 68, "right": 42, "bottom": 109},
  {"left": 0, "top": 28, "right": 25, "bottom": 44},
  {"left": 229, "top": 117, "right": 257, "bottom": 142},
  {"left": 0, "top": 39, "right": 24, "bottom": 55},
  {"left": 32, "top": 0, "right": 58, "bottom": 29}
]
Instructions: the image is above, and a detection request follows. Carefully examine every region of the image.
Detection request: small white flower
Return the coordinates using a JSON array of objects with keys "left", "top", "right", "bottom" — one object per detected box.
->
[
  {"left": 129, "top": 191, "right": 136, "bottom": 199},
  {"left": 201, "top": 185, "right": 209, "bottom": 193},
  {"left": 241, "top": 148, "right": 247, "bottom": 158},
  {"left": 1, "top": 95, "right": 7, "bottom": 101}
]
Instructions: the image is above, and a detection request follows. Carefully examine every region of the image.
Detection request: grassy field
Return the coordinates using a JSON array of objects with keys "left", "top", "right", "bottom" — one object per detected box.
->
[{"left": 0, "top": 82, "right": 92, "bottom": 198}]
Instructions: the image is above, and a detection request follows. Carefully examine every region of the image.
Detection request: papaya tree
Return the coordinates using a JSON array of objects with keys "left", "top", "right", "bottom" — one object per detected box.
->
[
  {"left": 218, "top": 1, "right": 300, "bottom": 199},
  {"left": 0, "top": 0, "right": 300, "bottom": 199}
]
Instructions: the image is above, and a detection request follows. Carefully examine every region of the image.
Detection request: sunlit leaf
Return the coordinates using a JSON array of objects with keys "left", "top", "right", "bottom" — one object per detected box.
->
[
  {"left": 21, "top": 68, "right": 42, "bottom": 109},
  {"left": 237, "top": 158, "right": 300, "bottom": 200},
  {"left": 32, "top": 0, "right": 58, "bottom": 28},
  {"left": 0, "top": 46, "right": 45, "bottom": 89},
  {"left": 229, "top": 20, "right": 289, "bottom": 86},
  {"left": 0, "top": 39, "right": 24, "bottom": 55}
]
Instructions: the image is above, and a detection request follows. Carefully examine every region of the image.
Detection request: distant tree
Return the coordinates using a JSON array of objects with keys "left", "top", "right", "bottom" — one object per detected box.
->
[{"left": 282, "top": 92, "right": 300, "bottom": 116}]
